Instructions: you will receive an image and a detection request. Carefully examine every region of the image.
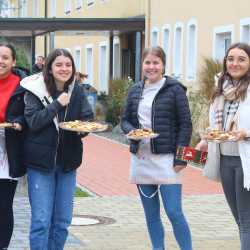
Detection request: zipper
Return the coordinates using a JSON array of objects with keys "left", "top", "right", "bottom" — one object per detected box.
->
[
  {"left": 150, "top": 82, "right": 167, "bottom": 153},
  {"left": 136, "top": 83, "right": 144, "bottom": 129},
  {"left": 54, "top": 101, "right": 69, "bottom": 167}
]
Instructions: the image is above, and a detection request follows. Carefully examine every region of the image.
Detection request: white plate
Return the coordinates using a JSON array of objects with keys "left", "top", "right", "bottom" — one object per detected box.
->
[
  {"left": 126, "top": 133, "right": 159, "bottom": 140},
  {"left": 59, "top": 121, "right": 109, "bottom": 133}
]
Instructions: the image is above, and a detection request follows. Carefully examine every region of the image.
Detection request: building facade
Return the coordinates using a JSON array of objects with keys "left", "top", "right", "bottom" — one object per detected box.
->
[{"left": 4, "top": 0, "right": 250, "bottom": 90}]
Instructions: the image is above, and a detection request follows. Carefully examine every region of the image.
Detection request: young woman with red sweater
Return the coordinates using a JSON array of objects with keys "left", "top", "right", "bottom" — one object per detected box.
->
[{"left": 0, "top": 43, "right": 27, "bottom": 250}]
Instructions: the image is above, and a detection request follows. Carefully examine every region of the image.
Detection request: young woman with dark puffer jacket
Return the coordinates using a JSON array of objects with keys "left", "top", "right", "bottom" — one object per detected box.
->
[{"left": 121, "top": 46, "right": 192, "bottom": 250}]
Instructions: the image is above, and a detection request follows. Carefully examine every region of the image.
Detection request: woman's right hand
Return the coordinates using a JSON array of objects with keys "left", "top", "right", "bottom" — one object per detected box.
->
[
  {"left": 57, "top": 92, "right": 70, "bottom": 106},
  {"left": 195, "top": 139, "right": 208, "bottom": 152}
]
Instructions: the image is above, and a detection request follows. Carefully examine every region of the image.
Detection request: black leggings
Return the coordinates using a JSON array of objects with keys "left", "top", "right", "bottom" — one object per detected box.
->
[
  {"left": 0, "top": 179, "right": 17, "bottom": 249},
  {"left": 220, "top": 155, "right": 250, "bottom": 250}
]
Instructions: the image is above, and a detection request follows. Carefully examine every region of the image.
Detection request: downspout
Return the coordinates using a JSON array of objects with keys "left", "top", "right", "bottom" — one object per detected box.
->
[
  {"left": 146, "top": 0, "right": 151, "bottom": 47},
  {"left": 44, "top": 0, "right": 48, "bottom": 57}
]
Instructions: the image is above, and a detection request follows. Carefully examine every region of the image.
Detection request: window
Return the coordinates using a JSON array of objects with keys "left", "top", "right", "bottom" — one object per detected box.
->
[
  {"left": 50, "top": 0, "right": 56, "bottom": 17},
  {"left": 173, "top": 22, "right": 184, "bottom": 79},
  {"left": 75, "top": 48, "right": 81, "bottom": 72},
  {"left": 64, "top": 0, "right": 71, "bottom": 14},
  {"left": 20, "top": 0, "right": 28, "bottom": 17},
  {"left": 75, "top": 0, "right": 83, "bottom": 10},
  {"left": 151, "top": 27, "right": 159, "bottom": 46},
  {"left": 87, "top": 0, "right": 94, "bottom": 7},
  {"left": 85, "top": 45, "right": 93, "bottom": 84},
  {"left": 213, "top": 25, "right": 234, "bottom": 61},
  {"left": 0, "top": 1, "right": 11, "bottom": 17},
  {"left": 186, "top": 19, "right": 197, "bottom": 80},
  {"left": 99, "top": 42, "right": 109, "bottom": 93},
  {"left": 113, "top": 36, "right": 121, "bottom": 79},
  {"left": 33, "top": 0, "right": 39, "bottom": 17},
  {"left": 162, "top": 25, "right": 171, "bottom": 74},
  {"left": 240, "top": 18, "right": 250, "bottom": 44}
]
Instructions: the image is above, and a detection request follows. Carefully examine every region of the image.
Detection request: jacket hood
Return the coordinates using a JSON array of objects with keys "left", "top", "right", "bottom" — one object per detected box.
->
[
  {"left": 12, "top": 67, "right": 29, "bottom": 80},
  {"left": 20, "top": 72, "right": 75, "bottom": 99},
  {"left": 20, "top": 73, "right": 49, "bottom": 100}
]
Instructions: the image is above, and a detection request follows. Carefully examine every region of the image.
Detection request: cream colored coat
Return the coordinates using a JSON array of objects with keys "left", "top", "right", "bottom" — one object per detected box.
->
[{"left": 205, "top": 87, "right": 250, "bottom": 189}]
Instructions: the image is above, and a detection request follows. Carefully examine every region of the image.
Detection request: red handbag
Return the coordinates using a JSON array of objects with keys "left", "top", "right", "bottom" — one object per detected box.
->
[{"left": 176, "top": 146, "right": 207, "bottom": 166}]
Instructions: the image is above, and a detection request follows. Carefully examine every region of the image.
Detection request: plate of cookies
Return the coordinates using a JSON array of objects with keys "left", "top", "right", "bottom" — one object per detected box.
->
[
  {"left": 201, "top": 128, "right": 238, "bottom": 142},
  {"left": 59, "top": 120, "right": 109, "bottom": 133},
  {"left": 126, "top": 128, "right": 159, "bottom": 140}
]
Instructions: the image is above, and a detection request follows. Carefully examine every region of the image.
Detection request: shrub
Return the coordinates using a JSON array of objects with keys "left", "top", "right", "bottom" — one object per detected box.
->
[
  {"left": 15, "top": 47, "right": 31, "bottom": 70},
  {"left": 105, "top": 78, "right": 133, "bottom": 126},
  {"left": 187, "top": 57, "right": 223, "bottom": 146},
  {"left": 188, "top": 89, "right": 209, "bottom": 146},
  {"left": 199, "top": 57, "right": 223, "bottom": 101}
]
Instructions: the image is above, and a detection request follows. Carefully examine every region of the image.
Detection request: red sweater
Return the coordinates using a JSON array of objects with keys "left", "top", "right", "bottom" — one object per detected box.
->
[{"left": 0, "top": 73, "right": 20, "bottom": 122}]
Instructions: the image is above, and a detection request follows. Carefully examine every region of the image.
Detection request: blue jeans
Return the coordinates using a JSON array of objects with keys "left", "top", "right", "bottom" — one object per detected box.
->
[
  {"left": 27, "top": 166, "right": 76, "bottom": 250},
  {"left": 137, "top": 184, "right": 192, "bottom": 250}
]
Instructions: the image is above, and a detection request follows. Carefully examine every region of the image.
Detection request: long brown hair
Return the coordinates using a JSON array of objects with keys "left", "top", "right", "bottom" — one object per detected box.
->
[
  {"left": 212, "top": 43, "right": 250, "bottom": 101},
  {"left": 43, "top": 49, "right": 76, "bottom": 96}
]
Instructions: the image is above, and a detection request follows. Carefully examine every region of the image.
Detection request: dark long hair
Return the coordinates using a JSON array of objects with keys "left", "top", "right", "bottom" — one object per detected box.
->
[
  {"left": 43, "top": 48, "right": 76, "bottom": 96},
  {"left": 213, "top": 42, "right": 250, "bottom": 101},
  {"left": 0, "top": 43, "right": 16, "bottom": 61}
]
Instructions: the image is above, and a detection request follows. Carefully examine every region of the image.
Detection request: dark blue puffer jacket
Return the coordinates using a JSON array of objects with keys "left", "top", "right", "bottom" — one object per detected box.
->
[{"left": 121, "top": 76, "right": 192, "bottom": 166}]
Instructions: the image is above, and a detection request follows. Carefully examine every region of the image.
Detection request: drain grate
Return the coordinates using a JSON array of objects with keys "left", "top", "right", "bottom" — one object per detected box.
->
[{"left": 72, "top": 215, "right": 116, "bottom": 226}]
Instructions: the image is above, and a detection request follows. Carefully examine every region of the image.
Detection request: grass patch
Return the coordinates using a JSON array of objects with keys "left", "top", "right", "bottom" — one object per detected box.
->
[{"left": 75, "top": 187, "right": 90, "bottom": 197}]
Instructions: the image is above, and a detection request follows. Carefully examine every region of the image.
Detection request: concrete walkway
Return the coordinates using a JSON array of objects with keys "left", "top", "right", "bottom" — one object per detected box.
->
[{"left": 10, "top": 135, "right": 240, "bottom": 250}]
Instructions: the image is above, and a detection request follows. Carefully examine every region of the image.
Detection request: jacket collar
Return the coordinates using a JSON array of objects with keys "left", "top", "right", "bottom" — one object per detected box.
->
[{"left": 138, "top": 75, "right": 187, "bottom": 92}]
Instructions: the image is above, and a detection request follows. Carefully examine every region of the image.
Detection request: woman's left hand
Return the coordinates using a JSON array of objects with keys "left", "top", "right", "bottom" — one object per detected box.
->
[
  {"left": 13, "top": 123, "right": 22, "bottom": 131},
  {"left": 174, "top": 165, "right": 186, "bottom": 173}
]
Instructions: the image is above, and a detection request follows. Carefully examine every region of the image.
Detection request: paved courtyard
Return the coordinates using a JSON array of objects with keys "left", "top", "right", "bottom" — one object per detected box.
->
[
  {"left": 9, "top": 135, "right": 240, "bottom": 250},
  {"left": 10, "top": 194, "right": 239, "bottom": 250}
]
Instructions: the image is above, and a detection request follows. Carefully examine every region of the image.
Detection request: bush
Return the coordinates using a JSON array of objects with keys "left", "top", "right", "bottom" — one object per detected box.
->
[
  {"left": 15, "top": 47, "right": 31, "bottom": 70},
  {"left": 199, "top": 57, "right": 223, "bottom": 101},
  {"left": 105, "top": 78, "right": 133, "bottom": 126},
  {"left": 188, "top": 89, "right": 209, "bottom": 146},
  {"left": 187, "top": 57, "right": 223, "bottom": 146}
]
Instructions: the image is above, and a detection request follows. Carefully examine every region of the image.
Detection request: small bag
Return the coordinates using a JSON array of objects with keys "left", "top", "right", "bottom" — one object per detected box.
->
[
  {"left": 202, "top": 142, "right": 221, "bottom": 182},
  {"left": 176, "top": 146, "right": 207, "bottom": 166}
]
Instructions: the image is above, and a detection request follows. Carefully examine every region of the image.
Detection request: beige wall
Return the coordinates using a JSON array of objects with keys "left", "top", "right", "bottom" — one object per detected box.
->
[
  {"left": 55, "top": 0, "right": 145, "bottom": 18},
  {"left": 147, "top": 0, "right": 250, "bottom": 87}
]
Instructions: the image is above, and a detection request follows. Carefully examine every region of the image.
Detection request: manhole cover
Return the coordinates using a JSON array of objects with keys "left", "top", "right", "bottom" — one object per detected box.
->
[
  {"left": 71, "top": 215, "right": 115, "bottom": 226},
  {"left": 72, "top": 217, "right": 99, "bottom": 226}
]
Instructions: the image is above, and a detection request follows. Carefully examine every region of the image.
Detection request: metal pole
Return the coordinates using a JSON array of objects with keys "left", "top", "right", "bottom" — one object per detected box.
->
[
  {"left": 31, "top": 35, "right": 36, "bottom": 65},
  {"left": 135, "top": 31, "right": 142, "bottom": 82},
  {"left": 44, "top": 0, "right": 48, "bottom": 57}
]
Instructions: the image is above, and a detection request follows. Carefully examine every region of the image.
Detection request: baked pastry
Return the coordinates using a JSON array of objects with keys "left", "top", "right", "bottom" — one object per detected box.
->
[
  {"left": 59, "top": 120, "right": 108, "bottom": 132},
  {"left": 127, "top": 128, "right": 158, "bottom": 139}
]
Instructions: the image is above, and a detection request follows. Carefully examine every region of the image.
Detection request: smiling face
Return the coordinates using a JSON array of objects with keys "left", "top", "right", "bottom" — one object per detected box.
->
[
  {"left": 226, "top": 48, "right": 250, "bottom": 81},
  {"left": 51, "top": 55, "right": 73, "bottom": 86},
  {"left": 0, "top": 46, "right": 15, "bottom": 79},
  {"left": 142, "top": 53, "right": 164, "bottom": 83}
]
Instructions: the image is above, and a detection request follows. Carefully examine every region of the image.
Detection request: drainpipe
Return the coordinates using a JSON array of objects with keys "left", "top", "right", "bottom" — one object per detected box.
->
[
  {"left": 44, "top": 0, "right": 48, "bottom": 57},
  {"left": 146, "top": 0, "right": 151, "bottom": 47}
]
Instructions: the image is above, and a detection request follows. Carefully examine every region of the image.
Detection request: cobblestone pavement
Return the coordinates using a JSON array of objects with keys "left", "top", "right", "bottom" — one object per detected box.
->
[{"left": 10, "top": 193, "right": 239, "bottom": 250}]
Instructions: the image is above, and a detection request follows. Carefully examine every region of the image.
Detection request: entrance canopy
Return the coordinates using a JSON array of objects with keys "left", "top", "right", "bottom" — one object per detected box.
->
[
  {"left": 0, "top": 16, "right": 145, "bottom": 81},
  {"left": 0, "top": 17, "right": 145, "bottom": 37}
]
